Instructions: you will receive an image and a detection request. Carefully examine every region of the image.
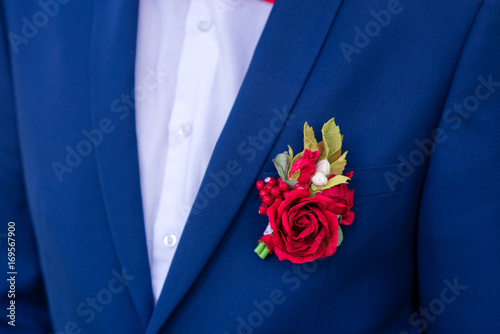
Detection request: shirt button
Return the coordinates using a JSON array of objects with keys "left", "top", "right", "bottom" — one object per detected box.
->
[
  {"left": 178, "top": 123, "right": 192, "bottom": 137},
  {"left": 163, "top": 234, "right": 178, "bottom": 247},
  {"left": 197, "top": 20, "right": 212, "bottom": 32}
]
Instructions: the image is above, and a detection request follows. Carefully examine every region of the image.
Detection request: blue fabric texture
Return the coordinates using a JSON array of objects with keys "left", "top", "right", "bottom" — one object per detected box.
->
[{"left": 0, "top": 0, "right": 499, "bottom": 333}]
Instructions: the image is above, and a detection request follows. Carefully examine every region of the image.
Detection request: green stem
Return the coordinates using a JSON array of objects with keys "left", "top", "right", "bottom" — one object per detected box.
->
[{"left": 254, "top": 241, "right": 270, "bottom": 259}]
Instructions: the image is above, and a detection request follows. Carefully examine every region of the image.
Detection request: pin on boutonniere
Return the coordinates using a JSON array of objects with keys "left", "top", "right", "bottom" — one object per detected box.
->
[{"left": 254, "top": 118, "right": 354, "bottom": 264}]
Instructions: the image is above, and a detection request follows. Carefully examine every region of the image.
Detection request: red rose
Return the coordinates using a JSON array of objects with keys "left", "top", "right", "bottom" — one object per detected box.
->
[
  {"left": 288, "top": 149, "right": 321, "bottom": 184},
  {"left": 321, "top": 181, "right": 355, "bottom": 225},
  {"left": 267, "top": 189, "right": 340, "bottom": 263}
]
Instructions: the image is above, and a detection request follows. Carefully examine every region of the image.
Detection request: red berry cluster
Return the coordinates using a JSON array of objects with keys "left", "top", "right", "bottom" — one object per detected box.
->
[{"left": 256, "top": 177, "right": 290, "bottom": 215}]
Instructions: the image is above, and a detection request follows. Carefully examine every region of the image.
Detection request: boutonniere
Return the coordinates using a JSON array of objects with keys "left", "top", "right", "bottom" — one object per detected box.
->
[{"left": 254, "top": 118, "right": 354, "bottom": 264}]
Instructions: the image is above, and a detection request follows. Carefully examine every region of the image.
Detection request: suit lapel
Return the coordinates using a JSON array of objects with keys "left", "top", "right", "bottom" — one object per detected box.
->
[
  {"left": 89, "top": 0, "right": 154, "bottom": 327},
  {"left": 147, "top": 0, "right": 345, "bottom": 332}
]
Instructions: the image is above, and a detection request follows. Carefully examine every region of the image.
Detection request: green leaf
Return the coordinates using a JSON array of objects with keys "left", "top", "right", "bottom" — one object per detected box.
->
[
  {"left": 290, "top": 151, "right": 303, "bottom": 166},
  {"left": 285, "top": 180, "right": 298, "bottom": 189},
  {"left": 288, "top": 151, "right": 303, "bottom": 178},
  {"left": 337, "top": 222, "right": 343, "bottom": 247},
  {"left": 287, "top": 145, "right": 294, "bottom": 169},
  {"left": 328, "top": 146, "right": 342, "bottom": 164},
  {"left": 321, "top": 118, "right": 342, "bottom": 163},
  {"left": 273, "top": 152, "right": 289, "bottom": 181},
  {"left": 330, "top": 151, "right": 348, "bottom": 175},
  {"left": 310, "top": 174, "right": 350, "bottom": 193},
  {"left": 303, "top": 122, "right": 319, "bottom": 152},
  {"left": 289, "top": 169, "right": 300, "bottom": 181}
]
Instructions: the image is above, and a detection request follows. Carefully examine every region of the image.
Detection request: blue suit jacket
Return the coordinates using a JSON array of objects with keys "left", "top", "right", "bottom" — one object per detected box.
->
[{"left": 1, "top": 0, "right": 499, "bottom": 333}]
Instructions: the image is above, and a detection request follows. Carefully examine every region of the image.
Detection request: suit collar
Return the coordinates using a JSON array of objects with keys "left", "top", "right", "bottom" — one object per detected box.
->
[
  {"left": 147, "top": 0, "right": 345, "bottom": 332},
  {"left": 89, "top": 0, "right": 154, "bottom": 328}
]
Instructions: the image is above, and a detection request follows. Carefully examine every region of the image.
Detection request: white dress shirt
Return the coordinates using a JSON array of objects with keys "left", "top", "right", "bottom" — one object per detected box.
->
[{"left": 135, "top": 0, "right": 272, "bottom": 301}]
